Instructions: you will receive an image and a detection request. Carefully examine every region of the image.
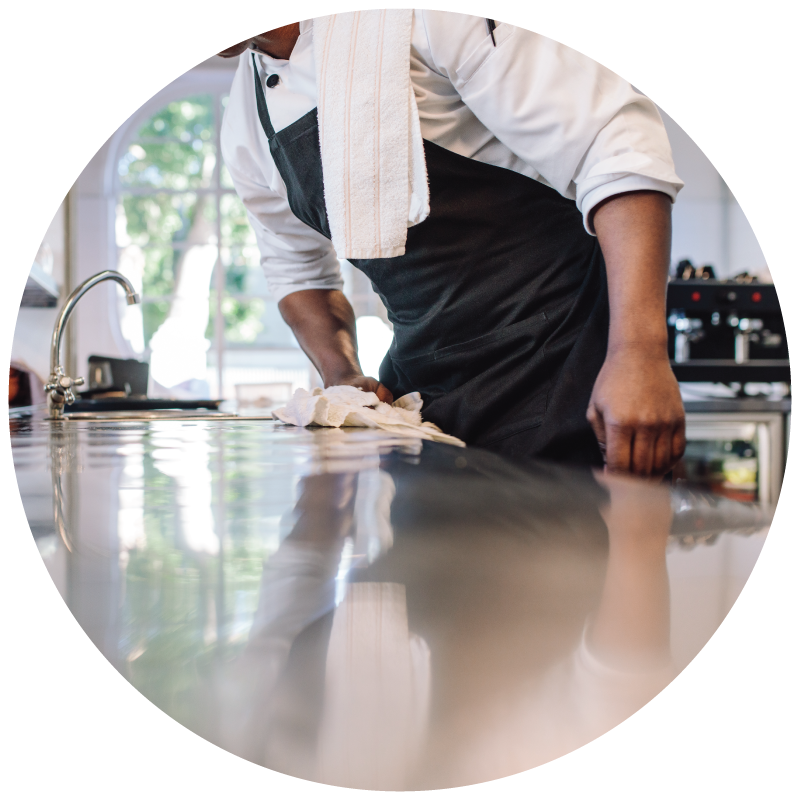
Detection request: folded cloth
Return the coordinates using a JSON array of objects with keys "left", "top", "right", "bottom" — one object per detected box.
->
[
  {"left": 313, "top": 10, "right": 430, "bottom": 260},
  {"left": 273, "top": 386, "right": 465, "bottom": 447}
]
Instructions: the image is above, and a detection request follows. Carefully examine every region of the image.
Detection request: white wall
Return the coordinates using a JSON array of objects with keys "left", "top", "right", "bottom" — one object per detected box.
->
[
  {"left": 12, "top": 200, "right": 67, "bottom": 382},
  {"left": 661, "top": 108, "right": 767, "bottom": 279}
]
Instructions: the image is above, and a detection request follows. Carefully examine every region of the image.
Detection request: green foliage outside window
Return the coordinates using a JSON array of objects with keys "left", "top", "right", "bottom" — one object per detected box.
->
[{"left": 116, "top": 94, "right": 264, "bottom": 348}]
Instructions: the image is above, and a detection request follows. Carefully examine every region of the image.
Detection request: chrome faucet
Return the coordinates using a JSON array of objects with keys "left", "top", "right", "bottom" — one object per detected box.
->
[{"left": 46, "top": 270, "right": 140, "bottom": 419}]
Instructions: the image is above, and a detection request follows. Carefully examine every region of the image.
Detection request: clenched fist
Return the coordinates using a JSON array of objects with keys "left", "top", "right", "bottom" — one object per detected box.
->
[{"left": 587, "top": 346, "right": 685, "bottom": 477}]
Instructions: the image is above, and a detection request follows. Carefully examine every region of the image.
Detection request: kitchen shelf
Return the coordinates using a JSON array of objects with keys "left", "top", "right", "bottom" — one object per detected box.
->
[{"left": 20, "top": 263, "right": 59, "bottom": 308}]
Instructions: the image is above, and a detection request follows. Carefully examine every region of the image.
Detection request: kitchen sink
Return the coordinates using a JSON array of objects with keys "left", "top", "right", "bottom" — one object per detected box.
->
[
  {"left": 10, "top": 403, "right": 275, "bottom": 422},
  {"left": 68, "top": 397, "right": 224, "bottom": 412},
  {"left": 62, "top": 409, "right": 244, "bottom": 421},
  {"left": 38, "top": 270, "right": 276, "bottom": 424},
  {"left": 61, "top": 397, "right": 248, "bottom": 420}
]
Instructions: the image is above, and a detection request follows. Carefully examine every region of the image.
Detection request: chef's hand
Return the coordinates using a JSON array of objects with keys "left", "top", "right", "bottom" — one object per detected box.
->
[
  {"left": 587, "top": 345, "right": 685, "bottom": 477},
  {"left": 331, "top": 372, "right": 394, "bottom": 405},
  {"left": 278, "top": 289, "right": 394, "bottom": 404}
]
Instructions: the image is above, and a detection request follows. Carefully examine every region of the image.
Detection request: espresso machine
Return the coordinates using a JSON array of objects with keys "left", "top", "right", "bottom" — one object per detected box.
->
[
  {"left": 667, "top": 262, "right": 790, "bottom": 384},
  {"left": 666, "top": 262, "right": 790, "bottom": 505}
]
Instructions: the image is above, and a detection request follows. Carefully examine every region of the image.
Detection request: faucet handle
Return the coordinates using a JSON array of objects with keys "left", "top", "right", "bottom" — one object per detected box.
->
[
  {"left": 56, "top": 374, "right": 84, "bottom": 390},
  {"left": 45, "top": 373, "right": 85, "bottom": 407}
]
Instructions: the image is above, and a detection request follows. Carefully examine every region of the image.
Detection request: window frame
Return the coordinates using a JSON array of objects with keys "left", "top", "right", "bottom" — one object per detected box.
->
[{"left": 110, "top": 70, "right": 237, "bottom": 397}]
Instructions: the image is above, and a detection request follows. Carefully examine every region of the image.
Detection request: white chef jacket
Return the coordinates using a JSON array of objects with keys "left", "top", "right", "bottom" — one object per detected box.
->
[{"left": 221, "top": 12, "right": 684, "bottom": 305}]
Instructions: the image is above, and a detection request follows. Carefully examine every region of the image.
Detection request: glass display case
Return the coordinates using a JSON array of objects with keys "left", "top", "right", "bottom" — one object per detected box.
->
[{"left": 675, "top": 409, "right": 787, "bottom": 506}]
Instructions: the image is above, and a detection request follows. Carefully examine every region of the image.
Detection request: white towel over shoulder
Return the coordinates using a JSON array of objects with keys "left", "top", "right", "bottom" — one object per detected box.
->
[{"left": 313, "top": 10, "right": 429, "bottom": 260}]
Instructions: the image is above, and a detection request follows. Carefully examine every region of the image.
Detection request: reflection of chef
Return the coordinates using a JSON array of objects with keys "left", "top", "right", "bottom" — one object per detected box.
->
[
  {"left": 328, "top": 453, "right": 676, "bottom": 789},
  {"left": 421, "top": 471, "right": 676, "bottom": 788},
  {"left": 218, "top": 11, "right": 686, "bottom": 476},
  {"left": 217, "top": 449, "right": 677, "bottom": 790},
  {"left": 216, "top": 466, "right": 429, "bottom": 784},
  {"left": 216, "top": 468, "right": 399, "bottom": 770}
]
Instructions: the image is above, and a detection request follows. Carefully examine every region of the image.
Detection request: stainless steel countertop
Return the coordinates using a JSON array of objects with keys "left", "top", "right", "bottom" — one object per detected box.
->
[
  {"left": 682, "top": 397, "right": 791, "bottom": 413},
  {"left": 11, "top": 414, "right": 770, "bottom": 790}
]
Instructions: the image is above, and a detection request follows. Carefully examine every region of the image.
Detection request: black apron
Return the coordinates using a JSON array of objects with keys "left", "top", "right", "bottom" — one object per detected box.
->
[{"left": 253, "top": 55, "right": 609, "bottom": 467}]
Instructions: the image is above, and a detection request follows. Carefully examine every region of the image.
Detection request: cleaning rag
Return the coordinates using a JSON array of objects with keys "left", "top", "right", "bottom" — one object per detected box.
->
[
  {"left": 273, "top": 386, "right": 465, "bottom": 447},
  {"left": 312, "top": 10, "right": 430, "bottom": 260}
]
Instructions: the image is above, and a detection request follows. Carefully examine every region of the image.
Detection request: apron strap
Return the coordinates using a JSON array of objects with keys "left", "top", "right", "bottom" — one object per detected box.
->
[
  {"left": 252, "top": 52, "right": 276, "bottom": 140},
  {"left": 486, "top": 19, "right": 497, "bottom": 46}
]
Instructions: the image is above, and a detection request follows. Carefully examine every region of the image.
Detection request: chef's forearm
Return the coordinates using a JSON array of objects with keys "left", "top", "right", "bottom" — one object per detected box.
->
[
  {"left": 587, "top": 190, "right": 685, "bottom": 475},
  {"left": 278, "top": 289, "right": 364, "bottom": 384},
  {"left": 591, "top": 190, "right": 672, "bottom": 354}
]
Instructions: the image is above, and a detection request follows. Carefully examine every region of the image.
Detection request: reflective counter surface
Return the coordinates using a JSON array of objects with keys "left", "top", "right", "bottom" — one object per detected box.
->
[{"left": 11, "top": 415, "right": 770, "bottom": 790}]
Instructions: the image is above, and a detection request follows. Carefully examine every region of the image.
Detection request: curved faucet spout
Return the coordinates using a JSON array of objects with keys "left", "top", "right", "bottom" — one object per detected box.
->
[{"left": 47, "top": 270, "right": 140, "bottom": 418}]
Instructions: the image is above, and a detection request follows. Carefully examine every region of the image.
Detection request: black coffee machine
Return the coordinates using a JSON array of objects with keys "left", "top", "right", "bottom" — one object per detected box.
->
[{"left": 667, "top": 260, "right": 790, "bottom": 385}]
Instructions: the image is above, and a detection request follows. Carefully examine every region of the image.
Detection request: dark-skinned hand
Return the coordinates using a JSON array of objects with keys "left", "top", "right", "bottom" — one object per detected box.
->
[{"left": 587, "top": 345, "right": 685, "bottom": 477}]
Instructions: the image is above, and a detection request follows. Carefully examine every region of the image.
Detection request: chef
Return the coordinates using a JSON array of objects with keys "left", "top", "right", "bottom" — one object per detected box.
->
[{"left": 218, "top": 11, "right": 686, "bottom": 477}]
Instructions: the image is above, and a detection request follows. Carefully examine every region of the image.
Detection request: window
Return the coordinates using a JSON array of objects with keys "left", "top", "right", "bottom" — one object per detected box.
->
[{"left": 114, "top": 89, "right": 314, "bottom": 400}]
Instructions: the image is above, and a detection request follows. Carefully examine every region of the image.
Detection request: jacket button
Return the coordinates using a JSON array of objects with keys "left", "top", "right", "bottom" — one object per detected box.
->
[{"left": 266, "top": 74, "right": 280, "bottom": 88}]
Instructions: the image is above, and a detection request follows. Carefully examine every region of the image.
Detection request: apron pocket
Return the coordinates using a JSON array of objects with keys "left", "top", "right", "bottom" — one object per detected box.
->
[
  {"left": 391, "top": 312, "right": 549, "bottom": 398},
  {"left": 475, "top": 417, "right": 544, "bottom": 447}
]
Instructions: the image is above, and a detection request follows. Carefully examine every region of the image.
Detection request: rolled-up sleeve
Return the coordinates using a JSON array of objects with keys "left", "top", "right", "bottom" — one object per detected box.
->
[
  {"left": 220, "top": 65, "right": 342, "bottom": 303},
  {"left": 420, "top": 12, "right": 683, "bottom": 233}
]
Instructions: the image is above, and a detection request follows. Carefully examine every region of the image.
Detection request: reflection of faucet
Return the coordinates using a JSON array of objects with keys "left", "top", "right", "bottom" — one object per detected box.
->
[
  {"left": 49, "top": 430, "right": 75, "bottom": 552},
  {"left": 46, "top": 270, "right": 140, "bottom": 418}
]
